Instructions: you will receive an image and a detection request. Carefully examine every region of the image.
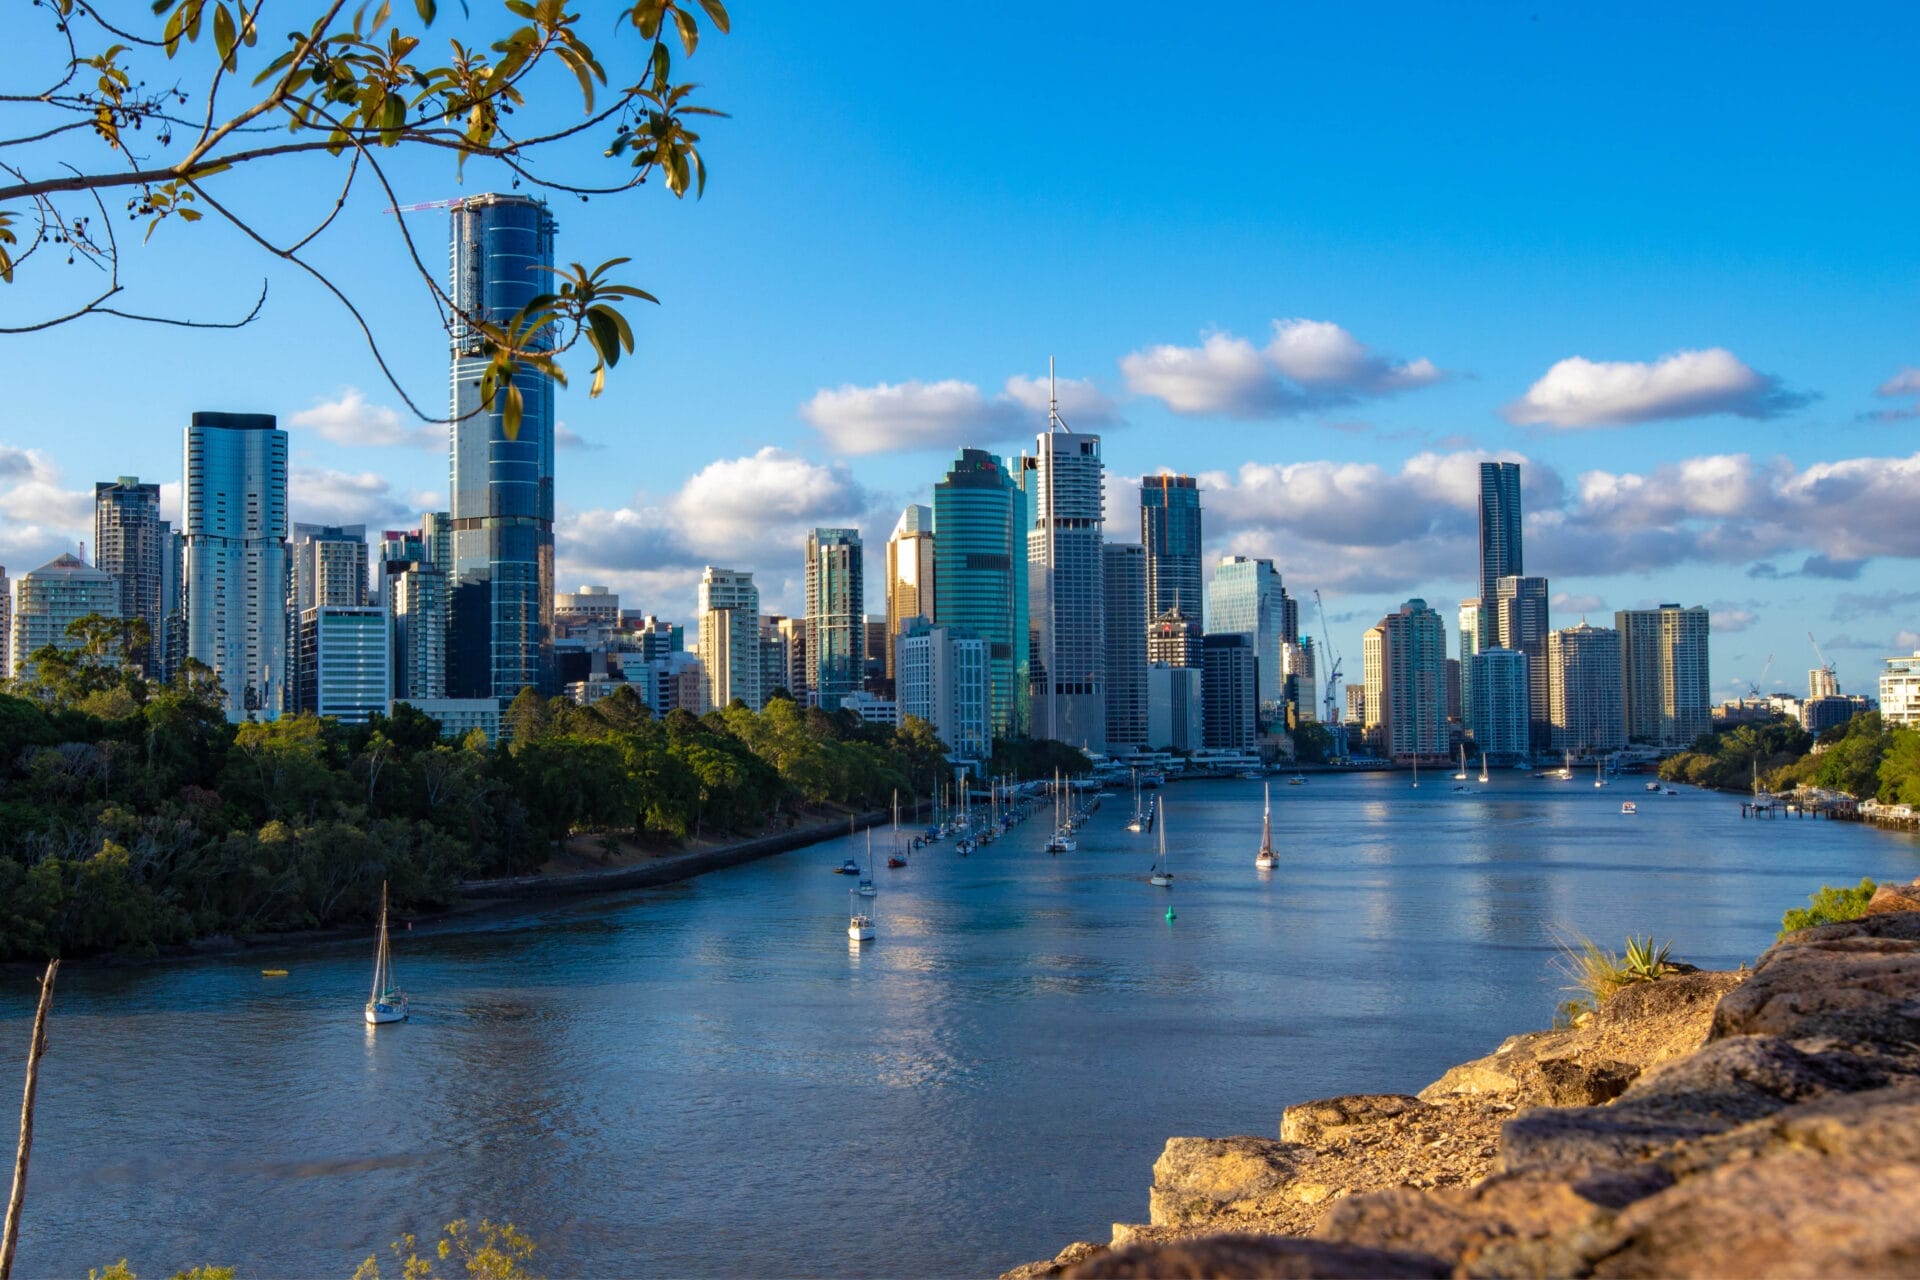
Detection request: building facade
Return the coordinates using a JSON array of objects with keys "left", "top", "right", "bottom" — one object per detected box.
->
[
  {"left": 1882, "top": 652, "right": 1920, "bottom": 728},
  {"left": 932, "top": 447, "right": 1029, "bottom": 738},
  {"left": 1548, "top": 622, "right": 1626, "bottom": 754},
  {"left": 1370, "top": 598, "right": 1449, "bottom": 761},
  {"left": 1471, "top": 648, "right": 1531, "bottom": 758},
  {"left": 1458, "top": 598, "right": 1482, "bottom": 739},
  {"left": 1493, "top": 574, "right": 1551, "bottom": 748},
  {"left": 184, "top": 411, "right": 290, "bottom": 720},
  {"left": 1023, "top": 430, "right": 1106, "bottom": 749},
  {"left": 11, "top": 553, "right": 119, "bottom": 681},
  {"left": 1201, "top": 632, "right": 1258, "bottom": 752},
  {"left": 1141, "top": 473, "right": 1203, "bottom": 622},
  {"left": 297, "top": 605, "right": 390, "bottom": 723},
  {"left": 1147, "top": 663, "right": 1204, "bottom": 752},
  {"left": 698, "top": 566, "right": 762, "bottom": 711},
  {"left": 1615, "top": 604, "right": 1711, "bottom": 748},
  {"left": 93, "top": 476, "right": 165, "bottom": 672},
  {"left": 291, "top": 523, "right": 369, "bottom": 613},
  {"left": 884, "top": 504, "right": 936, "bottom": 679},
  {"left": 555, "top": 585, "right": 620, "bottom": 631},
  {"left": 895, "top": 622, "right": 991, "bottom": 760},
  {"left": 1478, "top": 461, "right": 1523, "bottom": 607},
  {"left": 1147, "top": 607, "right": 1203, "bottom": 668},
  {"left": 1206, "top": 555, "right": 1286, "bottom": 726},
  {"left": 1102, "top": 543, "right": 1148, "bottom": 751},
  {"left": 448, "top": 193, "right": 558, "bottom": 703},
  {"left": 804, "top": 527, "right": 863, "bottom": 711}
]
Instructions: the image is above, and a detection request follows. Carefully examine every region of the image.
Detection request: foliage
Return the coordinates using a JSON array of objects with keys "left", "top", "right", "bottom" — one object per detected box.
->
[
  {"left": 1779, "top": 878, "right": 1878, "bottom": 938},
  {"left": 1657, "top": 716, "right": 1812, "bottom": 790},
  {"left": 0, "top": 632, "right": 950, "bottom": 960},
  {"left": 2, "top": 1, "right": 733, "bottom": 433},
  {"left": 1292, "top": 721, "right": 1334, "bottom": 764},
  {"left": 353, "top": 1219, "right": 540, "bottom": 1280},
  {"left": 88, "top": 1264, "right": 233, "bottom": 1280},
  {"left": 1879, "top": 727, "right": 1920, "bottom": 806},
  {"left": 989, "top": 737, "right": 1093, "bottom": 781},
  {"left": 1555, "top": 932, "right": 1681, "bottom": 1018}
]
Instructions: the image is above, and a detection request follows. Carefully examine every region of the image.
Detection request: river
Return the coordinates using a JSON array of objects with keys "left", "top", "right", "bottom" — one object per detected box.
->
[{"left": 4, "top": 772, "right": 1913, "bottom": 1278}]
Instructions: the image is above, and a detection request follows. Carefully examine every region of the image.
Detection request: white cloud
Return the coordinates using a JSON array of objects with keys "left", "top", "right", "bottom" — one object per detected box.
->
[
  {"left": 0, "top": 446, "right": 103, "bottom": 572},
  {"left": 289, "top": 467, "right": 419, "bottom": 529},
  {"left": 555, "top": 423, "right": 601, "bottom": 452},
  {"left": 1001, "top": 374, "right": 1121, "bottom": 427},
  {"left": 1121, "top": 320, "right": 1444, "bottom": 419},
  {"left": 288, "top": 388, "right": 441, "bottom": 449},
  {"left": 1507, "top": 348, "right": 1811, "bottom": 428},
  {"left": 1712, "top": 608, "right": 1757, "bottom": 633},
  {"left": 1552, "top": 591, "right": 1606, "bottom": 614},
  {"left": 802, "top": 374, "right": 1119, "bottom": 454},
  {"left": 1878, "top": 368, "right": 1920, "bottom": 398}
]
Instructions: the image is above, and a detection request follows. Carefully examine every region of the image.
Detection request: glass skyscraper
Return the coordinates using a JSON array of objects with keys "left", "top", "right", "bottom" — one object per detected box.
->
[
  {"left": 1205, "top": 555, "right": 1287, "bottom": 723},
  {"left": 448, "top": 193, "right": 557, "bottom": 702},
  {"left": 93, "top": 476, "right": 164, "bottom": 672},
  {"left": 804, "top": 528, "right": 864, "bottom": 711},
  {"left": 1141, "top": 473, "right": 1203, "bottom": 621},
  {"left": 1023, "top": 430, "right": 1106, "bottom": 750},
  {"left": 184, "top": 412, "right": 290, "bottom": 721},
  {"left": 1478, "top": 461, "right": 1523, "bottom": 608},
  {"left": 932, "top": 448, "right": 1029, "bottom": 739}
]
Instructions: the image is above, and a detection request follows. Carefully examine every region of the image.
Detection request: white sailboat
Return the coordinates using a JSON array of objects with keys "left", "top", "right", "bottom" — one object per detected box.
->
[
  {"left": 1411, "top": 755, "right": 1419, "bottom": 789},
  {"left": 1255, "top": 783, "right": 1277, "bottom": 870},
  {"left": 848, "top": 891, "right": 875, "bottom": 942},
  {"left": 1594, "top": 759, "right": 1608, "bottom": 788},
  {"left": 1149, "top": 805, "right": 1174, "bottom": 886},
  {"left": 1478, "top": 752, "right": 1489, "bottom": 784},
  {"left": 1453, "top": 745, "right": 1468, "bottom": 781},
  {"left": 1125, "top": 768, "right": 1145, "bottom": 833},
  {"left": 857, "top": 831, "right": 877, "bottom": 896},
  {"left": 1046, "top": 769, "right": 1076, "bottom": 852},
  {"left": 364, "top": 882, "right": 408, "bottom": 1025}
]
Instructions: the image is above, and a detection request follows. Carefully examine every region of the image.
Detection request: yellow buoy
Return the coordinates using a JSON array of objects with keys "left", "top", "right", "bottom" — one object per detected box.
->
[{"left": 261, "top": 969, "right": 289, "bottom": 977}]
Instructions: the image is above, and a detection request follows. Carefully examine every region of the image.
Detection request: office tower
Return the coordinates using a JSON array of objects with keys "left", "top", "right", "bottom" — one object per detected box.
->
[
  {"left": 448, "top": 194, "right": 558, "bottom": 703},
  {"left": 1206, "top": 555, "right": 1287, "bottom": 727},
  {"left": 11, "top": 553, "right": 118, "bottom": 681},
  {"left": 804, "top": 528, "right": 863, "bottom": 711},
  {"left": 381, "top": 531, "right": 447, "bottom": 702},
  {"left": 1284, "top": 636, "right": 1317, "bottom": 724},
  {"left": 1140, "top": 473, "right": 1203, "bottom": 621},
  {"left": 555, "top": 585, "right": 620, "bottom": 630},
  {"left": 1022, "top": 424, "right": 1106, "bottom": 750},
  {"left": 1458, "top": 599, "right": 1482, "bottom": 739},
  {"left": 1471, "top": 648, "right": 1530, "bottom": 758},
  {"left": 1446, "top": 658, "right": 1462, "bottom": 724},
  {"left": 1368, "top": 598, "right": 1449, "bottom": 761},
  {"left": 420, "top": 510, "right": 452, "bottom": 576},
  {"left": 1616, "top": 605, "right": 1712, "bottom": 747},
  {"left": 1809, "top": 666, "right": 1840, "bottom": 700},
  {"left": 1202, "top": 632, "right": 1257, "bottom": 751},
  {"left": 1147, "top": 608, "right": 1202, "bottom": 668},
  {"left": 932, "top": 447, "right": 1030, "bottom": 738},
  {"left": 1102, "top": 543, "right": 1148, "bottom": 751},
  {"left": 291, "top": 523, "right": 369, "bottom": 612},
  {"left": 1478, "top": 461, "right": 1523, "bottom": 607},
  {"left": 1493, "top": 574, "right": 1551, "bottom": 748},
  {"left": 895, "top": 621, "right": 991, "bottom": 759},
  {"left": 698, "top": 567, "right": 761, "bottom": 711},
  {"left": 296, "top": 605, "right": 390, "bottom": 723},
  {"left": 184, "top": 411, "right": 290, "bottom": 720},
  {"left": 758, "top": 616, "right": 791, "bottom": 700},
  {"left": 884, "top": 505, "right": 936, "bottom": 679},
  {"left": 1147, "top": 664, "right": 1204, "bottom": 751},
  {"left": 93, "top": 476, "right": 164, "bottom": 671},
  {"left": 775, "top": 616, "right": 808, "bottom": 698},
  {"left": 1548, "top": 622, "right": 1625, "bottom": 754},
  {"left": 0, "top": 566, "right": 10, "bottom": 677},
  {"left": 863, "top": 618, "right": 888, "bottom": 688},
  {"left": 161, "top": 526, "right": 186, "bottom": 680}
]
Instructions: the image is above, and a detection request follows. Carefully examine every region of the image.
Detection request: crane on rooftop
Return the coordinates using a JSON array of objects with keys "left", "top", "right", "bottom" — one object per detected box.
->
[{"left": 1314, "top": 588, "right": 1348, "bottom": 762}]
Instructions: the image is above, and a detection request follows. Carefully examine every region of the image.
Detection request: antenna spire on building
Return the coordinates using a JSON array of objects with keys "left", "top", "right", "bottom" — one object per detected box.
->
[{"left": 1047, "top": 355, "right": 1071, "bottom": 434}]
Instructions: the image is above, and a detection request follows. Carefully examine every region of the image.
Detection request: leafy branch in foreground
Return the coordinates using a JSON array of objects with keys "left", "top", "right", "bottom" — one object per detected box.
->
[
  {"left": 353, "top": 1218, "right": 540, "bottom": 1280},
  {"left": 1, "top": 0, "right": 732, "bottom": 426},
  {"left": 1779, "top": 878, "right": 1877, "bottom": 939}
]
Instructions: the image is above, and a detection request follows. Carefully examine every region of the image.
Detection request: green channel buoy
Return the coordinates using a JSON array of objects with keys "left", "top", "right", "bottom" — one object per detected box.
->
[{"left": 1165, "top": 907, "right": 1176, "bottom": 922}]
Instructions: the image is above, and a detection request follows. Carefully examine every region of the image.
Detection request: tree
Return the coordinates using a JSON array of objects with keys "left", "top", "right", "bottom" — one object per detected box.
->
[{"left": 4, "top": 0, "right": 732, "bottom": 434}]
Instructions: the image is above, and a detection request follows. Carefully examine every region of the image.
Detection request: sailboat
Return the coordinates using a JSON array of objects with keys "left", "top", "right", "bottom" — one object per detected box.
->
[
  {"left": 848, "top": 889, "right": 875, "bottom": 942},
  {"left": 1555, "top": 750, "right": 1573, "bottom": 781},
  {"left": 1594, "top": 759, "right": 1608, "bottom": 788},
  {"left": 1478, "top": 751, "right": 1489, "bottom": 784},
  {"left": 887, "top": 792, "right": 908, "bottom": 868},
  {"left": 1453, "top": 745, "right": 1468, "bottom": 781},
  {"left": 1411, "top": 756, "right": 1420, "bottom": 789},
  {"left": 857, "top": 832, "right": 877, "bottom": 896},
  {"left": 1255, "top": 784, "right": 1277, "bottom": 870},
  {"left": 1046, "top": 769, "right": 1076, "bottom": 852},
  {"left": 1149, "top": 805, "right": 1174, "bottom": 886},
  {"left": 1125, "top": 768, "right": 1145, "bottom": 833},
  {"left": 364, "top": 882, "right": 408, "bottom": 1025}
]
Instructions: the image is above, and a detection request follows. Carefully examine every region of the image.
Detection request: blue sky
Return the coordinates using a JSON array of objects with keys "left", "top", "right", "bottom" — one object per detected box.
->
[{"left": 5, "top": 1, "right": 1918, "bottom": 700}]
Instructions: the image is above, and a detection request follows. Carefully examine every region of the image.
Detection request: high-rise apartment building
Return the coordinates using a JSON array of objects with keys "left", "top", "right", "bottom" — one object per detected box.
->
[
  {"left": 381, "top": 529, "right": 447, "bottom": 703},
  {"left": 1102, "top": 543, "right": 1148, "bottom": 751},
  {"left": 1147, "top": 607, "right": 1203, "bottom": 668},
  {"left": 1458, "top": 599, "right": 1482, "bottom": 738},
  {"left": 804, "top": 528, "right": 863, "bottom": 711},
  {"left": 933, "top": 449, "right": 1030, "bottom": 739},
  {"left": 184, "top": 411, "right": 289, "bottom": 720},
  {"left": 1809, "top": 666, "right": 1840, "bottom": 700},
  {"left": 1880, "top": 652, "right": 1920, "bottom": 728},
  {"left": 291, "top": 523, "right": 369, "bottom": 612},
  {"left": 0, "top": 566, "right": 11, "bottom": 677},
  {"left": 1471, "top": 648, "right": 1530, "bottom": 758},
  {"left": 698, "top": 567, "right": 762, "bottom": 711},
  {"left": 1283, "top": 636, "right": 1317, "bottom": 725},
  {"left": 1141, "top": 473, "right": 1203, "bottom": 622},
  {"left": 1023, "top": 429, "right": 1106, "bottom": 749},
  {"left": 297, "top": 605, "right": 390, "bottom": 723},
  {"left": 555, "top": 585, "right": 620, "bottom": 630},
  {"left": 93, "top": 476, "right": 164, "bottom": 671},
  {"left": 1478, "top": 461, "right": 1524, "bottom": 607},
  {"left": 895, "top": 621, "right": 991, "bottom": 760},
  {"left": 1368, "top": 598, "right": 1449, "bottom": 761},
  {"left": 884, "top": 505, "right": 936, "bottom": 680},
  {"left": 1206, "top": 556, "right": 1286, "bottom": 726},
  {"left": 1615, "top": 605, "right": 1712, "bottom": 747},
  {"left": 1493, "top": 574, "right": 1551, "bottom": 748},
  {"left": 11, "top": 553, "right": 118, "bottom": 681},
  {"left": 1202, "top": 632, "right": 1258, "bottom": 751},
  {"left": 1548, "top": 622, "right": 1625, "bottom": 754},
  {"left": 1147, "top": 663, "right": 1204, "bottom": 751},
  {"left": 448, "top": 193, "right": 558, "bottom": 703}
]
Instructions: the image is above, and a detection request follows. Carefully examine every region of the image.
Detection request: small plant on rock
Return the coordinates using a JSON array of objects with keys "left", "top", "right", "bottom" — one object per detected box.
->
[
  {"left": 1556, "top": 932, "right": 1682, "bottom": 1013},
  {"left": 1779, "top": 878, "right": 1876, "bottom": 939}
]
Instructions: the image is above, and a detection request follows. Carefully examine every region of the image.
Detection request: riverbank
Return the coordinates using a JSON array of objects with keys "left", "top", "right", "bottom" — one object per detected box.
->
[{"left": 1007, "top": 881, "right": 1920, "bottom": 1278}]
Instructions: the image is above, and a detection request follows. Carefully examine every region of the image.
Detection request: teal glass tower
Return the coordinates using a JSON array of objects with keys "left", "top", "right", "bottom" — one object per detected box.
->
[{"left": 932, "top": 448, "right": 1029, "bottom": 739}]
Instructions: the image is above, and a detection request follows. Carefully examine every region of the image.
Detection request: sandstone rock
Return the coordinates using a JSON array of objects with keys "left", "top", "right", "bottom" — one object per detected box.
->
[
  {"left": 1671, "top": 1083, "right": 1920, "bottom": 1176},
  {"left": 1150, "top": 1137, "right": 1307, "bottom": 1227},
  {"left": 1863, "top": 879, "right": 1920, "bottom": 916},
  {"left": 1064, "top": 1233, "right": 1449, "bottom": 1279},
  {"left": 1715, "top": 914, "right": 1920, "bottom": 1044},
  {"left": 1001, "top": 1241, "right": 1108, "bottom": 1280},
  {"left": 1281, "top": 1094, "right": 1425, "bottom": 1144}
]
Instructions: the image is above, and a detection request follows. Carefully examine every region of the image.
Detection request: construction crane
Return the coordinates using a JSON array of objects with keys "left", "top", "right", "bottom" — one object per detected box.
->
[
  {"left": 1746, "top": 651, "right": 1775, "bottom": 699},
  {"left": 381, "top": 198, "right": 468, "bottom": 214},
  {"left": 1808, "top": 631, "right": 1839, "bottom": 694},
  {"left": 1314, "top": 589, "right": 1349, "bottom": 761}
]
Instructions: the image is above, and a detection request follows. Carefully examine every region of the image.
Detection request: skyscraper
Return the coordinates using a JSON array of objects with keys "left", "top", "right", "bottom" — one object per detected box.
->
[
  {"left": 933, "top": 447, "right": 1029, "bottom": 739},
  {"left": 297, "top": 605, "right": 390, "bottom": 723},
  {"left": 1493, "top": 574, "right": 1551, "bottom": 749},
  {"left": 1102, "top": 543, "right": 1148, "bottom": 751},
  {"left": 895, "top": 621, "right": 991, "bottom": 760},
  {"left": 698, "top": 566, "right": 762, "bottom": 711},
  {"left": 1206, "top": 556, "right": 1286, "bottom": 726},
  {"left": 184, "top": 411, "right": 290, "bottom": 720},
  {"left": 1548, "top": 622, "right": 1625, "bottom": 754},
  {"left": 382, "top": 529, "right": 447, "bottom": 702},
  {"left": 1615, "top": 605, "right": 1711, "bottom": 747},
  {"left": 93, "top": 476, "right": 164, "bottom": 671},
  {"left": 1478, "top": 461, "right": 1523, "bottom": 607},
  {"left": 291, "top": 523, "right": 369, "bottom": 612},
  {"left": 1147, "top": 608, "right": 1203, "bottom": 668},
  {"left": 0, "top": 566, "right": 11, "bottom": 678},
  {"left": 804, "top": 528, "right": 863, "bottom": 711},
  {"left": 1141, "top": 473, "right": 1203, "bottom": 622},
  {"left": 1458, "top": 599, "right": 1482, "bottom": 739},
  {"left": 1202, "top": 632, "right": 1258, "bottom": 751},
  {"left": 447, "top": 193, "right": 558, "bottom": 703},
  {"left": 11, "top": 553, "right": 118, "bottom": 681},
  {"left": 1368, "top": 598, "right": 1449, "bottom": 761},
  {"left": 1471, "top": 648, "right": 1530, "bottom": 759},
  {"left": 884, "top": 504, "right": 936, "bottom": 679},
  {"left": 1023, "top": 427, "right": 1107, "bottom": 748}
]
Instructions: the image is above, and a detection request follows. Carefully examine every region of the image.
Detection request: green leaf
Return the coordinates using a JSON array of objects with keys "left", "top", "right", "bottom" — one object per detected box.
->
[
  {"left": 415, "top": 0, "right": 437, "bottom": 20},
  {"left": 671, "top": 7, "right": 698, "bottom": 55},
  {"left": 213, "top": 2, "right": 236, "bottom": 63},
  {"left": 697, "top": 0, "right": 729, "bottom": 34}
]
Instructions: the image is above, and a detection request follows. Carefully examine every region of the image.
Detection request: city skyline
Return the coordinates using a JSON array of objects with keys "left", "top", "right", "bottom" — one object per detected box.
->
[{"left": 4, "top": 6, "right": 1917, "bottom": 701}]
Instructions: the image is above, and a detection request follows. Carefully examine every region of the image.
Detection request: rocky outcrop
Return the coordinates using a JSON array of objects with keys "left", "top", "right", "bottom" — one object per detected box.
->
[{"left": 1007, "top": 909, "right": 1920, "bottom": 1279}]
